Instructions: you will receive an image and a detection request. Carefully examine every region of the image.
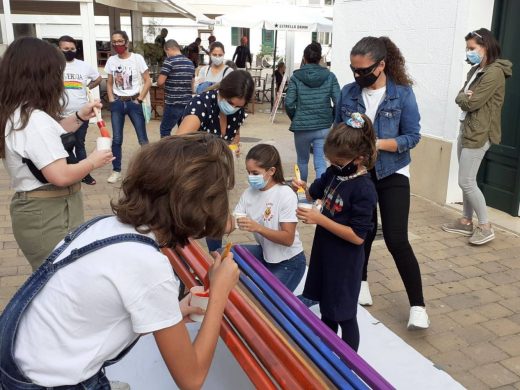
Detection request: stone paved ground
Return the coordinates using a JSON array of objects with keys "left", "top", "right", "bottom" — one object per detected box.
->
[{"left": 1, "top": 104, "right": 520, "bottom": 389}]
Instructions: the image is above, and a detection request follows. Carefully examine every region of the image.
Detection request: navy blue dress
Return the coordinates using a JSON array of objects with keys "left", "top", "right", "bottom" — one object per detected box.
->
[{"left": 303, "top": 168, "right": 377, "bottom": 322}]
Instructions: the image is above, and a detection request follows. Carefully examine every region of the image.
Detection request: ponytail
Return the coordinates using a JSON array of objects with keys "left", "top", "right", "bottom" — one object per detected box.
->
[{"left": 351, "top": 36, "right": 413, "bottom": 86}]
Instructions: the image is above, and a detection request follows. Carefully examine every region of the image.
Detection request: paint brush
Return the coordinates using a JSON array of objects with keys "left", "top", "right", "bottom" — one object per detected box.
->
[
  {"left": 294, "top": 164, "right": 307, "bottom": 202},
  {"left": 86, "top": 87, "right": 110, "bottom": 138},
  {"left": 203, "top": 242, "right": 233, "bottom": 291}
]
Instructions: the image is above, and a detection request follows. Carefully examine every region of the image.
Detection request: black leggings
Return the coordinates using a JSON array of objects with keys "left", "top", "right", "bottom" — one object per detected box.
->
[
  {"left": 321, "top": 316, "right": 360, "bottom": 351},
  {"left": 363, "top": 172, "right": 425, "bottom": 307}
]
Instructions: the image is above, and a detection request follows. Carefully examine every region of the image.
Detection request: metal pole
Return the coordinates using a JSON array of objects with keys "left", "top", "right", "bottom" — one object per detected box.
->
[{"left": 270, "top": 29, "right": 278, "bottom": 110}]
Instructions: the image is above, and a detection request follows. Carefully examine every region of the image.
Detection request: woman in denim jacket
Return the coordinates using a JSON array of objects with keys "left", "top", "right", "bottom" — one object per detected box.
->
[{"left": 335, "top": 36, "right": 429, "bottom": 330}]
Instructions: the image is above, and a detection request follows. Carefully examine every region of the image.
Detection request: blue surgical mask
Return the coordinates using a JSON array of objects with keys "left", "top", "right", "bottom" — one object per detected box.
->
[
  {"left": 218, "top": 98, "right": 240, "bottom": 115},
  {"left": 466, "top": 50, "right": 482, "bottom": 65},
  {"left": 248, "top": 174, "right": 269, "bottom": 190}
]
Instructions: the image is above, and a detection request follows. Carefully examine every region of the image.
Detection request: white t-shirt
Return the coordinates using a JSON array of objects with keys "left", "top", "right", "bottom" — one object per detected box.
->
[
  {"left": 14, "top": 216, "right": 182, "bottom": 387},
  {"left": 62, "top": 59, "right": 100, "bottom": 115},
  {"left": 2, "top": 109, "right": 68, "bottom": 191},
  {"left": 459, "top": 67, "right": 483, "bottom": 121},
  {"left": 104, "top": 53, "right": 148, "bottom": 97},
  {"left": 234, "top": 184, "right": 303, "bottom": 263},
  {"left": 362, "top": 86, "right": 410, "bottom": 178}
]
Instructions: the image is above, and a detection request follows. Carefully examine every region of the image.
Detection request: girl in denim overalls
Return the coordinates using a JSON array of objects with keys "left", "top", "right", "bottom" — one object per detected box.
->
[
  {"left": 335, "top": 36, "right": 430, "bottom": 330},
  {"left": 0, "top": 134, "right": 239, "bottom": 389}
]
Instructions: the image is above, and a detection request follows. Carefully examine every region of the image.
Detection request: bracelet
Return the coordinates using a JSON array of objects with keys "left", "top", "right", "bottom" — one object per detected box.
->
[{"left": 75, "top": 111, "right": 87, "bottom": 122}]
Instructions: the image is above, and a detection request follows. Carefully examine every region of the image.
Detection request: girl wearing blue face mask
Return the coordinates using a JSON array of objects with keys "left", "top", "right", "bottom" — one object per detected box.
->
[
  {"left": 178, "top": 70, "right": 255, "bottom": 150},
  {"left": 233, "top": 144, "right": 306, "bottom": 292},
  {"left": 292, "top": 113, "right": 377, "bottom": 351}
]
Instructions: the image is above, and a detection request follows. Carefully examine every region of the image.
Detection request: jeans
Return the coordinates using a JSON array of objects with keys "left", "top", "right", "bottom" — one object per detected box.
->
[
  {"left": 73, "top": 120, "right": 89, "bottom": 162},
  {"left": 0, "top": 215, "right": 159, "bottom": 389},
  {"left": 241, "top": 244, "right": 306, "bottom": 292},
  {"left": 458, "top": 133, "right": 490, "bottom": 224},
  {"left": 110, "top": 99, "right": 149, "bottom": 172},
  {"left": 160, "top": 104, "right": 186, "bottom": 138},
  {"left": 362, "top": 172, "right": 425, "bottom": 307},
  {"left": 206, "top": 237, "right": 222, "bottom": 252},
  {"left": 293, "top": 128, "right": 329, "bottom": 181}
]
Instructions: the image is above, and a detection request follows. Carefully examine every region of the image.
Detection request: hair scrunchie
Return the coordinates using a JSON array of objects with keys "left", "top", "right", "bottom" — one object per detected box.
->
[{"left": 346, "top": 112, "right": 364, "bottom": 129}]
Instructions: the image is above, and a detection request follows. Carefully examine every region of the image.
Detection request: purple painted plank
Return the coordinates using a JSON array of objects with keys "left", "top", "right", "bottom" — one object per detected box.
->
[{"left": 235, "top": 245, "right": 395, "bottom": 390}]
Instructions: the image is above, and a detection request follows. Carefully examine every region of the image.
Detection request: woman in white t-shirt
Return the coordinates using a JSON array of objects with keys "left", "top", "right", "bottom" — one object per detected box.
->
[
  {"left": 234, "top": 144, "right": 306, "bottom": 292},
  {"left": 0, "top": 134, "right": 239, "bottom": 389},
  {"left": 194, "top": 41, "right": 233, "bottom": 94},
  {"left": 0, "top": 37, "right": 113, "bottom": 271}
]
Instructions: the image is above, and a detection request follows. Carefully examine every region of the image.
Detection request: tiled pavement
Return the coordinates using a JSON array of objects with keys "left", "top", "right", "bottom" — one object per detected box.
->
[{"left": 1, "top": 104, "right": 520, "bottom": 389}]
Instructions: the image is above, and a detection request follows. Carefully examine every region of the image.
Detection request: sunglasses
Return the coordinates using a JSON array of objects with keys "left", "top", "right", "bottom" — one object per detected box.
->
[
  {"left": 469, "top": 31, "right": 483, "bottom": 39},
  {"left": 350, "top": 59, "right": 383, "bottom": 76}
]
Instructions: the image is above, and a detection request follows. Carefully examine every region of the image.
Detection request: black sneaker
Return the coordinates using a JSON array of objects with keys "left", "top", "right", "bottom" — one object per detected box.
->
[{"left": 82, "top": 174, "right": 96, "bottom": 185}]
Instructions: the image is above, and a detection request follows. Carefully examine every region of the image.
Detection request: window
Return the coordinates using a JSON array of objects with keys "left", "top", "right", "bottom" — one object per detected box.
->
[
  {"left": 262, "top": 29, "right": 274, "bottom": 50},
  {"left": 231, "top": 27, "right": 250, "bottom": 46},
  {"left": 312, "top": 32, "right": 332, "bottom": 46},
  {"left": 324, "top": 0, "right": 335, "bottom": 5}
]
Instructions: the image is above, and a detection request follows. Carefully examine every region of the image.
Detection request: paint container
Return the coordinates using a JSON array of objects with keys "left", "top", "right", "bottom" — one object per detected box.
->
[
  {"left": 233, "top": 212, "right": 248, "bottom": 229},
  {"left": 96, "top": 137, "right": 112, "bottom": 151},
  {"left": 189, "top": 286, "right": 209, "bottom": 322}
]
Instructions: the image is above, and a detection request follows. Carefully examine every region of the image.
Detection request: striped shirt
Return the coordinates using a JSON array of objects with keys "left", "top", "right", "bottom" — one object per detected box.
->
[{"left": 160, "top": 54, "right": 195, "bottom": 105}]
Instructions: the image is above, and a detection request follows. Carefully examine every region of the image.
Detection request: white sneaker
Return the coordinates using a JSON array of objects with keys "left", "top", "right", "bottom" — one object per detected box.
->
[
  {"left": 109, "top": 381, "right": 130, "bottom": 390},
  {"left": 358, "top": 281, "right": 373, "bottom": 306},
  {"left": 407, "top": 306, "right": 430, "bottom": 330},
  {"left": 107, "top": 171, "right": 121, "bottom": 183}
]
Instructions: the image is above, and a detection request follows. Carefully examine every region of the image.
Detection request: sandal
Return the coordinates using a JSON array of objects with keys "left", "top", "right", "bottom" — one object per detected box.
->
[{"left": 82, "top": 174, "right": 96, "bottom": 185}]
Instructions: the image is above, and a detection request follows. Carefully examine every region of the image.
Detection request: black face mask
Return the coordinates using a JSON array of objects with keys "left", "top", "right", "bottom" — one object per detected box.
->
[
  {"left": 63, "top": 50, "right": 77, "bottom": 62},
  {"left": 354, "top": 70, "right": 380, "bottom": 88},
  {"left": 332, "top": 160, "right": 358, "bottom": 177}
]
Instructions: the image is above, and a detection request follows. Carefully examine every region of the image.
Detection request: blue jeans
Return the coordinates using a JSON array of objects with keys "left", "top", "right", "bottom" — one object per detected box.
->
[
  {"left": 160, "top": 104, "right": 186, "bottom": 138},
  {"left": 74, "top": 120, "right": 89, "bottom": 162},
  {"left": 241, "top": 244, "right": 306, "bottom": 292},
  {"left": 0, "top": 216, "right": 159, "bottom": 389},
  {"left": 110, "top": 99, "right": 149, "bottom": 172},
  {"left": 293, "top": 128, "right": 329, "bottom": 181},
  {"left": 206, "top": 237, "right": 223, "bottom": 252}
]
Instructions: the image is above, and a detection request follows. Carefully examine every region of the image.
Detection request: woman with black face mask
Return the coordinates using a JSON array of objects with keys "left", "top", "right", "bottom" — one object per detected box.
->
[
  {"left": 58, "top": 35, "right": 102, "bottom": 185},
  {"left": 335, "top": 36, "right": 429, "bottom": 330}
]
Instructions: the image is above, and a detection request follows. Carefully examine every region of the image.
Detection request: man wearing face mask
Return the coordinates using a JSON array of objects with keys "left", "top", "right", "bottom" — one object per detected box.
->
[
  {"left": 335, "top": 36, "right": 429, "bottom": 331},
  {"left": 58, "top": 35, "right": 102, "bottom": 185},
  {"left": 104, "top": 30, "right": 151, "bottom": 184}
]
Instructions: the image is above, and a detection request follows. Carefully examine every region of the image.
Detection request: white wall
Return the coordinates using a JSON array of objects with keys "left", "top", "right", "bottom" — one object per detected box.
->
[{"left": 331, "top": 0, "right": 495, "bottom": 203}]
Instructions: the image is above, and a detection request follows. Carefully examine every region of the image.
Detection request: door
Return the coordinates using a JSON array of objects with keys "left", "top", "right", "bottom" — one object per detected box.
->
[{"left": 478, "top": 0, "right": 520, "bottom": 216}]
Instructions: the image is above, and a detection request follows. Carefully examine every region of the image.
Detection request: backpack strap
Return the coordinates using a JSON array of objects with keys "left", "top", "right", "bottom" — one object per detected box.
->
[{"left": 223, "top": 66, "right": 230, "bottom": 77}]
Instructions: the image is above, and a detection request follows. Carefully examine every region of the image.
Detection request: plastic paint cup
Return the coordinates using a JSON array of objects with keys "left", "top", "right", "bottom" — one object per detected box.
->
[
  {"left": 96, "top": 137, "right": 112, "bottom": 151},
  {"left": 297, "top": 202, "right": 313, "bottom": 220},
  {"left": 233, "top": 212, "right": 247, "bottom": 229},
  {"left": 189, "top": 286, "right": 209, "bottom": 322}
]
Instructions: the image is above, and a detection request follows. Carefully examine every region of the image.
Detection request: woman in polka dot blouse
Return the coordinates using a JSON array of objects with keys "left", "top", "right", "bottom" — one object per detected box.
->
[{"left": 178, "top": 70, "right": 255, "bottom": 147}]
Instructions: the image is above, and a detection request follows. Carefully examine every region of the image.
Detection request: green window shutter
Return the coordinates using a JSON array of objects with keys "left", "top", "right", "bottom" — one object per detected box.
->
[
  {"left": 262, "top": 29, "right": 274, "bottom": 50},
  {"left": 231, "top": 27, "right": 239, "bottom": 46},
  {"left": 312, "top": 32, "right": 317, "bottom": 42}
]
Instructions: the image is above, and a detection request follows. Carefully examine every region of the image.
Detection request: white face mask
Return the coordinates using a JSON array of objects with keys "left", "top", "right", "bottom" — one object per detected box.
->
[{"left": 211, "top": 56, "right": 224, "bottom": 66}]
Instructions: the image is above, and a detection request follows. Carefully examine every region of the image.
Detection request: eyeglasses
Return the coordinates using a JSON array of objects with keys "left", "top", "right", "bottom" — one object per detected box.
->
[
  {"left": 350, "top": 60, "right": 382, "bottom": 76},
  {"left": 469, "top": 31, "right": 483, "bottom": 39}
]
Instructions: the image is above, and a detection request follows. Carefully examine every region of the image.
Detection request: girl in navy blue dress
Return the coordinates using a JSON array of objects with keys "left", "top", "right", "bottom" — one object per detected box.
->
[{"left": 293, "top": 112, "right": 377, "bottom": 351}]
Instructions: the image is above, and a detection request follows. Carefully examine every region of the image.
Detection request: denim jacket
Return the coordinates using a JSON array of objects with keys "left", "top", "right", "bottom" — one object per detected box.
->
[{"left": 335, "top": 79, "right": 421, "bottom": 180}]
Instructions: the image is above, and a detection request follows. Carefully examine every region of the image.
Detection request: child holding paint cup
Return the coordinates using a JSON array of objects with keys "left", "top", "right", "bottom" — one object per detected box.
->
[
  {"left": 292, "top": 113, "right": 377, "bottom": 351},
  {"left": 233, "top": 144, "right": 306, "bottom": 292}
]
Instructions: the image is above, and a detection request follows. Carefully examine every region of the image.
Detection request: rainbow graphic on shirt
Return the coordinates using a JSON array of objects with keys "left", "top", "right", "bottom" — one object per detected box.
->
[{"left": 64, "top": 81, "right": 83, "bottom": 90}]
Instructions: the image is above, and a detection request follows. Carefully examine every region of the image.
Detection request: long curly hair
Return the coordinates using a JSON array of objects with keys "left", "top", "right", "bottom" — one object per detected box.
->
[
  {"left": 351, "top": 36, "right": 413, "bottom": 86},
  {"left": 0, "top": 37, "right": 66, "bottom": 158}
]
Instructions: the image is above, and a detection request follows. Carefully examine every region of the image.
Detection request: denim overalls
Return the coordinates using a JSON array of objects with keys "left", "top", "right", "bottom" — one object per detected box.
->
[{"left": 0, "top": 216, "right": 160, "bottom": 389}]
